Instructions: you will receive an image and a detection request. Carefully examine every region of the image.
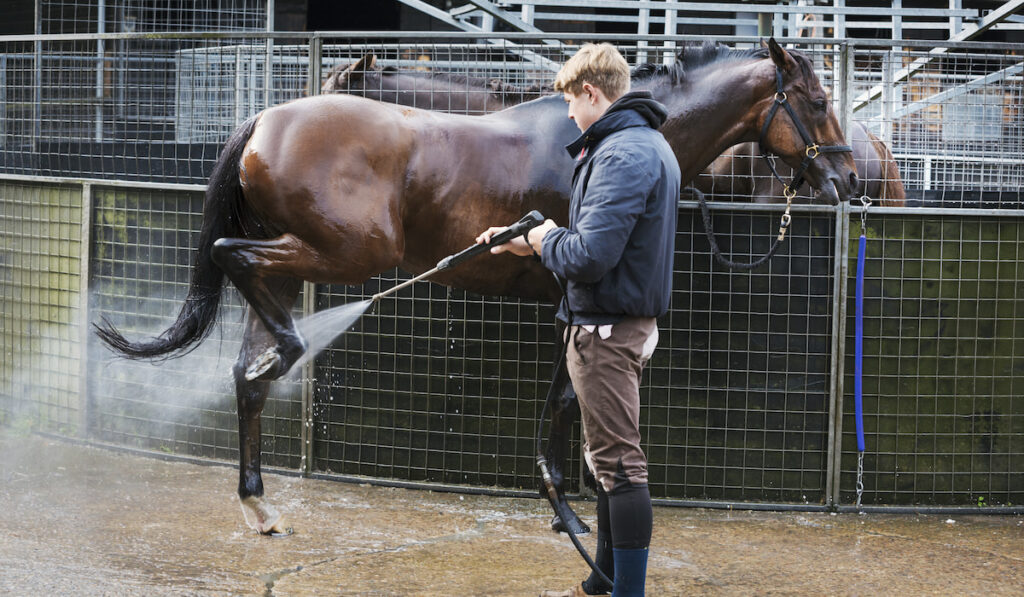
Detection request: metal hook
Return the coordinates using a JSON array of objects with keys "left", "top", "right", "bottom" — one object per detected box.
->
[{"left": 859, "top": 195, "right": 872, "bottom": 230}]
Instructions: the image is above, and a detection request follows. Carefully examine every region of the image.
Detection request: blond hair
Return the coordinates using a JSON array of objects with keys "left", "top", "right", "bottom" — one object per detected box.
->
[{"left": 553, "top": 43, "right": 630, "bottom": 100}]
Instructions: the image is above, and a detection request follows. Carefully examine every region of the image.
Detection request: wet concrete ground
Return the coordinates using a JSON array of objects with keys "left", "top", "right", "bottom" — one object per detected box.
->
[{"left": 2, "top": 431, "right": 1022, "bottom": 596}]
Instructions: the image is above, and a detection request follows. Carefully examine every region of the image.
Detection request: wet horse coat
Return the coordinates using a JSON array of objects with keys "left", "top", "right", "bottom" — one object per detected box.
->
[{"left": 96, "top": 40, "right": 858, "bottom": 534}]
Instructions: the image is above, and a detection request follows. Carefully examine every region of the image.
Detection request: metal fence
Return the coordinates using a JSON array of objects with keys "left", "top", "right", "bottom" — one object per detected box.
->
[{"left": 1, "top": 32, "right": 1022, "bottom": 511}]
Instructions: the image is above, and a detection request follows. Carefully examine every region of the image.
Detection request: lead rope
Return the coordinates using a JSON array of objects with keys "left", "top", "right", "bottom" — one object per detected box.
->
[
  {"left": 854, "top": 195, "right": 871, "bottom": 509},
  {"left": 691, "top": 186, "right": 794, "bottom": 271}
]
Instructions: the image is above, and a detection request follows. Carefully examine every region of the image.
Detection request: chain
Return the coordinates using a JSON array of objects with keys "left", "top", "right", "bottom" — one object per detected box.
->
[
  {"left": 859, "top": 195, "right": 872, "bottom": 231},
  {"left": 855, "top": 451, "right": 865, "bottom": 509}
]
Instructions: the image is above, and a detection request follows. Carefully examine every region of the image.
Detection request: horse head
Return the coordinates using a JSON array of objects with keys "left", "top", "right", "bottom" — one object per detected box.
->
[
  {"left": 321, "top": 54, "right": 379, "bottom": 94},
  {"left": 755, "top": 39, "right": 859, "bottom": 204}
]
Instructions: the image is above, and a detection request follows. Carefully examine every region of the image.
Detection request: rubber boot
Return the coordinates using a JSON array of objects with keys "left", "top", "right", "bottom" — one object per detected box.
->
[
  {"left": 580, "top": 527, "right": 613, "bottom": 594},
  {"left": 610, "top": 547, "right": 648, "bottom": 597},
  {"left": 581, "top": 486, "right": 613, "bottom": 595}
]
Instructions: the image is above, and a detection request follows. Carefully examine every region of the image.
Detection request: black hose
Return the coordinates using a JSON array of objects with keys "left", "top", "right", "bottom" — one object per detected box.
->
[{"left": 534, "top": 293, "right": 614, "bottom": 590}]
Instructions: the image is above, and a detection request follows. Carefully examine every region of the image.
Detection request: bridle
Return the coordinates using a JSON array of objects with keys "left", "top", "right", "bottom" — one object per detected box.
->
[
  {"left": 696, "top": 64, "right": 853, "bottom": 271},
  {"left": 758, "top": 66, "right": 853, "bottom": 205}
]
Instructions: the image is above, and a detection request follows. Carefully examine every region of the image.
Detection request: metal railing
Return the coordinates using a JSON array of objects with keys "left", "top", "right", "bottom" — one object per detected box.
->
[{"left": 1, "top": 31, "right": 1022, "bottom": 511}]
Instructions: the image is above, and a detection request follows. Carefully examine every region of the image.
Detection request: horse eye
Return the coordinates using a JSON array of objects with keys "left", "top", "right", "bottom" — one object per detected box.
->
[{"left": 813, "top": 98, "right": 828, "bottom": 112}]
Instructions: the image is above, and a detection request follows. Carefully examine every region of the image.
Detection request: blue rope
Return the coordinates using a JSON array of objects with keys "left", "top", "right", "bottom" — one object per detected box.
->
[{"left": 854, "top": 233, "right": 866, "bottom": 453}]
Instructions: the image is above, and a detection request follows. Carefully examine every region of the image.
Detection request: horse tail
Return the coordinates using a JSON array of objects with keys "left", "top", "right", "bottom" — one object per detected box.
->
[
  {"left": 94, "top": 114, "right": 260, "bottom": 359},
  {"left": 870, "top": 133, "right": 906, "bottom": 206},
  {"left": 878, "top": 154, "right": 906, "bottom": 206}
]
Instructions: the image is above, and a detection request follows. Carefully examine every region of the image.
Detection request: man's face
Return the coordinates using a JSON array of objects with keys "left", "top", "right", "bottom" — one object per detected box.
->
[{"left": 564, "top": 86, "right": 604, "bottom": 133}]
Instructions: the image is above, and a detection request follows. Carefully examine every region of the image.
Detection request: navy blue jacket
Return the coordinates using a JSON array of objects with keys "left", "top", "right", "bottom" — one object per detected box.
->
[{"left": 541, "top": 91, "right": 681, "bottom": 325}]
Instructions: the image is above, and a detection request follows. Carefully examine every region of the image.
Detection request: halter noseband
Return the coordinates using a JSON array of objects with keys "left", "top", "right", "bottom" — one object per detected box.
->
[{"left": 758, "top": 66, "right": 853, "bottom": 201}]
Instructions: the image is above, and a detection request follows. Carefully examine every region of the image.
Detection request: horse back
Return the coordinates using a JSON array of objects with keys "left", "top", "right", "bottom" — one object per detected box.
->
[
  {"left": 236, "top": 93, "right": 569, "bottom": 299},
  {"left": 397, "top": 99, "right": 573, "bottom": 272}
]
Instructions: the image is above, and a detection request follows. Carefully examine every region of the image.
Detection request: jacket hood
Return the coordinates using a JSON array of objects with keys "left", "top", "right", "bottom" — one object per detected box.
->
[{"left": 565, "top": 91, "right": 669, "bottom": 158}]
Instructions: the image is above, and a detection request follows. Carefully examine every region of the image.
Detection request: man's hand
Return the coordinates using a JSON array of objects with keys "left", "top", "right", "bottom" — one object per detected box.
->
[{"left": 475, "top": 219, "right": 558, "bottom": 257}]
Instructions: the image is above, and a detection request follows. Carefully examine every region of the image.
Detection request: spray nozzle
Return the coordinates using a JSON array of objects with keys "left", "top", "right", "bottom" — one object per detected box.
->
[{"left": 437, "top": 210, "right": 545, "bottom": 270}]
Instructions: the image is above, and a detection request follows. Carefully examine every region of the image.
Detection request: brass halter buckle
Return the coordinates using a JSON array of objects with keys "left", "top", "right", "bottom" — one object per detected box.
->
[{"left": 805, "top": 144, "right": 820, "bottom": 159}]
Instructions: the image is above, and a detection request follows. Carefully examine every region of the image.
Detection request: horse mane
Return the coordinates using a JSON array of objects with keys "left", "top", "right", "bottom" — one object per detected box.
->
[{"left": 631, "top": 41, "right": 814, "bottom": 85}]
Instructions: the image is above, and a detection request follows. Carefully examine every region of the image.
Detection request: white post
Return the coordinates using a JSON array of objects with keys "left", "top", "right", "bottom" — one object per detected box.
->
[
  {"left": 1, "top": 55, "right": 7, "bottom": 148},
  {"left": 637, "top": 4, "right": 649, "bottom": 65},
  {"left": 95, "top": 0, "right": 105, "bottom": 142},
  {"left": 834, "top": 0, "right": 846, "bottom": 40},
  {"left": 892, "top": 0, "right": 903, "bottom": 40},
  {"left": 235, "top": 46, "right": 243, "bottom": 126},
  {"left": 78, "top": 182, "right": 92, "bottom": 438},
  {"left": 789, "top": 0, "right": 799, "bottom": 39},
  {"left": 521, "top": 2, "right": 534, "bottom": 26},
  {"left": 265, "top": 0, "right": 275, "bottom": 106},
  {"left": 881, "top": 51, "right": 896, "bottom": 147},
  {"left": 949, "top": 0, "right": 963, "bottom": 37},
  {"left": 663, "top": 0, "right": 676, "bottom": 66}
]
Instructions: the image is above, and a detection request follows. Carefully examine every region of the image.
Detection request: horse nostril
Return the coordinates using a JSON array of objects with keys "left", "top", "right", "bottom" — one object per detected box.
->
[{"left": 849, "top": 171, "right": 860, "bottom": 192}]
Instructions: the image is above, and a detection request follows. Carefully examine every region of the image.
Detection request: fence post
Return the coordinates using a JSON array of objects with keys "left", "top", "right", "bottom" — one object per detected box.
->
[
  {"left": 881, "top": 50, "right": 895, "bottom": 147},
  {"left": 264, "top": 0, "right": 275, "bottom": 106},
  {"left": 78, "top": 182, "right": 92, "bottom": 439},
  {"left": 95, "top": 2, "right": 105, "bottom": 142},
  {"left": 825, "top": 43, "right": 855, "bottom": 509},
  {"left": 826, "top": 199, "right": 851, "bottom": 508},
  {"left": 299, "top": 34, "right": 322, "bottom": 477},
  {"left": 33, "top": 0, "right": 42, "bottom": 153},
  {"left": 1, "top": 55, "right": 6, "bottom": 147},
  {"left": 837, "top": 41, "right": 853, "bottom": 138}
]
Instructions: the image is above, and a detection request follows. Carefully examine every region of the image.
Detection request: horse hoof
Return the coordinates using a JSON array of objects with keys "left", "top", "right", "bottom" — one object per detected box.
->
[
  {"left": 266, "top": 517, "right": 294, "bottom": 537},
  {"left": 245, "top": 348, "right": 282, "bottom": 381},
  {"left": 241, "top": 495, "right": 292, "bottom": 535},
  {"left": 550, "top": 510, "right": 590, "bottom": 535}
]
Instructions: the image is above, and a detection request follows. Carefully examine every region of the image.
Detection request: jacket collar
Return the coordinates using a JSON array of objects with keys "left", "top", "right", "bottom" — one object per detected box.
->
[{"left": 565, "top": 90, "right": 669, "bottom": 159}]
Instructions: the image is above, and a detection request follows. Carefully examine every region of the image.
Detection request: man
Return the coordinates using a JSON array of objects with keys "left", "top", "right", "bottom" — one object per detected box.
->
[{"left": 476, "top": 43, "right": 680, "bottom": 596}]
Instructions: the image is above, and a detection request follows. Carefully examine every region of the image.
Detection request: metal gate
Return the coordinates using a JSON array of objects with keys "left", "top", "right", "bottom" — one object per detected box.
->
[{"left": 1, "top": 31, "right": 1022, "bottom": 511}]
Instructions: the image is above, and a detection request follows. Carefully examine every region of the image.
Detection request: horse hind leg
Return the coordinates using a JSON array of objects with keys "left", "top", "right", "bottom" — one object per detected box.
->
[
  {"left": 235, "top": 280, "right": 301, "bottom": 535},
  {"left": 211, "top": 233, "right": 317, "bottom": 381}
]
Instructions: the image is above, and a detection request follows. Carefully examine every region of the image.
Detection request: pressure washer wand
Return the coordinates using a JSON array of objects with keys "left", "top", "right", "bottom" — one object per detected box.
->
[{"left": 370, "top": 210, "right": 545, "bottom": 302}]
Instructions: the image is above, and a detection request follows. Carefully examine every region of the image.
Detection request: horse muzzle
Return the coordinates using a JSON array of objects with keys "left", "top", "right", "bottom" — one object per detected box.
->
[{"left": 813, "top": 168, "right": 859, "bottom": 205}]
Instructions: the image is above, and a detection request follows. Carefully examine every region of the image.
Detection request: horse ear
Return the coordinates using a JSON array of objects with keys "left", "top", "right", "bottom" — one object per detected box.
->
[
  {"left": 348, "top": 54, "right": 377, "bottom": 80},
  {"left": 759, "top": 38, "right": 769, "bottom": 50},
  {"left": 767, "top": 38, "right": 798, "bottom": 73}
]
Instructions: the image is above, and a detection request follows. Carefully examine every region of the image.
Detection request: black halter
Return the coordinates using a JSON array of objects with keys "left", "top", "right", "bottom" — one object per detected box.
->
[
  {"left": 695, "top": 65, "right": 854, "bottom": 271},
  {"left": 758, "top": 66, "right": 853, "bottom": 201}
]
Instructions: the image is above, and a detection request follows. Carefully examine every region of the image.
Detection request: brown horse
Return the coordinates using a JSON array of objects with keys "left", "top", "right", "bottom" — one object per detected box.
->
[
  {"left": 695, "top": 120, "right": 906, "bottom": 205},
  {"left": 325, "top": 54, "right": 901, "bottom": 208},
  {"left": 321, "top": 53, "right": 550, "bottom": 114},
  {"left": 96, "top": 39, "right": 858, "bottom": 535}
]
